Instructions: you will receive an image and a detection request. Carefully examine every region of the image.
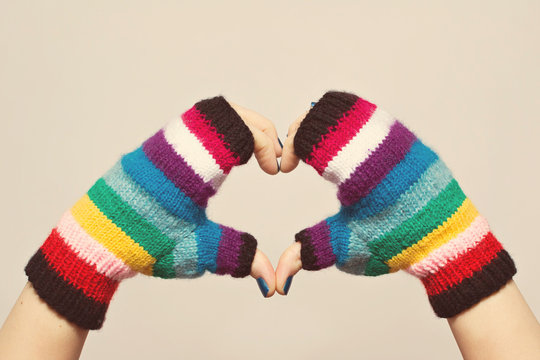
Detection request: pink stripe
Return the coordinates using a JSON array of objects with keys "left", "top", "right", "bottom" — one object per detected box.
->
[
  {"left": 182, "top": 107, "right": 240, "bottom": 173},
  {"left": 306, "top": 98, "right": 377, "bottom": 174},
  {"left": 57, "top": 211, "right": 137, "bottom": 280},
  {"left": 406, "top": 215, "right": 491, "bottom": 278}
]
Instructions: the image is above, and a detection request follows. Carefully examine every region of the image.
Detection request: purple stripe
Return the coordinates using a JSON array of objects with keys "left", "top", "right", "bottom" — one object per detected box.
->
[
  {"left": 215, "top": 226, "right": 243, "bottom": 275},
  {"left": 308, "top": 221, "right": 336, "bottom": 268},
  {"left": 337, "top": 121, "right": 416, "bottom": 206},
  {"left": 142, "top": 129, "right": 216, "bottom": 208}
]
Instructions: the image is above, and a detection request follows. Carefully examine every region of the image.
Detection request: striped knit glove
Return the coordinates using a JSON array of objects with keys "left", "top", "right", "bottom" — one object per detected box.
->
[
  {"left": 293, "top": 91, "right": 516, "bottom": 317},
  {"left": 25, "top": 96, "right": 257, "bottom": 329}
]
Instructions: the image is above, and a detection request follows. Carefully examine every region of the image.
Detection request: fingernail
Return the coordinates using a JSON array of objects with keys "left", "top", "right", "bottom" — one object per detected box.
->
[
  {"left": 278, "top": 137, "right": 283, "bottom": 148},
  {"left": 276, "top": 159, "right": 280, "bottom": 172},
  {"left": 311, "top": 102, "right": 317, "bottom": 107},
  {"left": 257, "top": 278, "right": 269, "bottom": 297},
  {"left": 283, "top": 276, "right": 293, "bottom": 295}
]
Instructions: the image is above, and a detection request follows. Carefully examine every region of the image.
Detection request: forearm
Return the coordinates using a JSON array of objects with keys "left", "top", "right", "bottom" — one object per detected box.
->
[
  {"left": 448, "top": 280, "right": 540, "bottom": 360},
  {"left": 0, "top": 282, "right": 88, "bottom": 360}
]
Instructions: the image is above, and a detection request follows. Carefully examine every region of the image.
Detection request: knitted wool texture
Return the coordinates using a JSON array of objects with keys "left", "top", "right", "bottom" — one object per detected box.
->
[
  {"left": 294, "top": 91, "right": 516, "bottom": 318},
  {"left": 25, "top": 96, "right": 257, "bottom": 329}
]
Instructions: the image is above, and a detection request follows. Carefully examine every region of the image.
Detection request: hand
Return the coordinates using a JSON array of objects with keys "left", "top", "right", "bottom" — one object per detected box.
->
[
  {"left": 24, "top": 96, "right": 277, "bottom": 330},
  {"left": 275, "top": 91, "right": 516, "bottom": 319}
]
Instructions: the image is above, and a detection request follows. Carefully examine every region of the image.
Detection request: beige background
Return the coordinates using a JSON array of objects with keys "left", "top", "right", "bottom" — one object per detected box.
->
[{"left": 1, "top": 1, "right": 539, "bottom": 359}]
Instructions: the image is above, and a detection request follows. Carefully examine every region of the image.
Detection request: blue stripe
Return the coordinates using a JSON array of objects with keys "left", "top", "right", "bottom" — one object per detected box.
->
[
  {"left": 346, "top": 140, "right": 438, "bottom": 220},
  {"left": 121, "top": 147, "right": 205, "bottom": 224},
  {"left": 102, "top": 162, "right": 202, "bottom": 277},
  {"left": 326, "top": 214, "right": 351, "bottom": 267},
  {"left": 340, "top": 159, "right": 454, "bottom": 273},
  {"left": 195, "top": 220, "right": 222, "bottom": 274}
]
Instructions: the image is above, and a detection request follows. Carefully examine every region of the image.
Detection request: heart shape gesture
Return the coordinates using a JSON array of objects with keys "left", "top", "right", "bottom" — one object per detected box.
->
[{"left": 23, "top": 91, "right": 516, "bottom": 331}]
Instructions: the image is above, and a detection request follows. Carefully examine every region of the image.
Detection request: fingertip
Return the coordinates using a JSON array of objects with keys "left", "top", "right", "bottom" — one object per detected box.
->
[
  {"left": 251, "top": 249, "right": 276, "bottom": 298},
  {"left": 279, "top": 155, "right": 300, "bottom": 173},
  {"left": 275, "top": 242, "right": 302, "bottom": 295},
  {"left": 279, "top": 136, "right": 300, "bottom": 173}
]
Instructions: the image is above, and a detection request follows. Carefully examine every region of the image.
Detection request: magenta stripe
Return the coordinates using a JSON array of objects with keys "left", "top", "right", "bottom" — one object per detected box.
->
[
  {"left": 143, "top": 129, "right": 216, "bottom": 208},
  {"left": 337, "top": 121, "right": 416, "bottom": 206},
  {"left": 308, "top": 221, "right": 336, "bottom": 268},
  {"left": 306, "top": 98, "right": 377, "bottom": 174},
  {"left": 215, "top": 226, "right": 242, "bottom": 275}
]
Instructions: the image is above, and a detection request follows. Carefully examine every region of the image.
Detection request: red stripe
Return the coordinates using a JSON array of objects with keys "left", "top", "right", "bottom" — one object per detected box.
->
[
  {"left": 305, "top": 98, "right": 376, "bottom": 174},
  {"left": 422, "top": 232, "right": 503, "bottom": 296},
  {"left": 40, "top": 229, "right": 118, "bottom": 303},
  {"left": 182, "top": 106, "right": 240, "bottom": 173}
]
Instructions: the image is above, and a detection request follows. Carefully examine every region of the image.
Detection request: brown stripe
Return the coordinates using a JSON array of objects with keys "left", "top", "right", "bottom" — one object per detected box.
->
[
  {"left": 25, "top": 249, "right": 111, "bottom": 329},
  {"left": 195, "top": 96, "right": 254, "bottom": 164},
  {"left": 295, "top": 229, "right": 320, "bottom": 270},
  {"left": 232, "top": 233, "right": 257, "bottom": 278},
  {"left": 294, "top": 91, "right": 358, "bottom": 161},
  {"left": 427, "top": 250, "right": 516, "bottom": 318}
]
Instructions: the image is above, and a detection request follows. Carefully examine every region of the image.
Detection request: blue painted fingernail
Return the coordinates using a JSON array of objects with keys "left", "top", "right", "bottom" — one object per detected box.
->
[
  {"left": 276, "top": 159, "right": 280, "bottom": 172},
  {"left": 283, "top": 276, "right": 293, "bottom": 295},
  {"left": 278, "top": 137, "right": 283, "bottom": 148},
  {"left": 311, "top": 102, "right": 317, "bottom": 107},
  {"left": 257, "top": 278, "right": 269, "bottom": 298}
]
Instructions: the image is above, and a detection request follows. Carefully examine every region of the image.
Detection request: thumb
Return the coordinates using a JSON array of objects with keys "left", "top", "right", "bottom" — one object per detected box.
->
[
  {"left": 250, "top": 249, "right": 276, "bottom": 298},
  {"left": 275, "top": 242, "right": 302, "bottom": 296},
  {"left": 196, "top": 220, "right": 275, "bottom": 297}
]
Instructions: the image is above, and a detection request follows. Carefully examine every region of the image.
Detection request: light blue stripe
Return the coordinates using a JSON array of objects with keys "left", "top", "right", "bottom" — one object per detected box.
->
[
  {"left": 121, "top": 147, "right": 204, "bottom": 224},
  {"left": 103, "top": 161, "right": 202, "bottom": 277},
  {"left": 195, "top": 220, "right": 221, "bottom": 274},
  {"left": 348, "top": 140, "right": 438, "bottom": 220},
  {"left": 340, "top": 159, "right": 454, "bottom": 273}
]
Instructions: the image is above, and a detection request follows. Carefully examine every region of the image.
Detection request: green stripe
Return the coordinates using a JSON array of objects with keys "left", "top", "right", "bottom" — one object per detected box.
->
[
  {"left": 153, "top": 253, "right": 177, "bottom": 279},
  {"left": 365, "top": 179, "right": 466, "bottom": 276},
  {"left": 88, "top": 179, "right": 175, "bottom": 261}
]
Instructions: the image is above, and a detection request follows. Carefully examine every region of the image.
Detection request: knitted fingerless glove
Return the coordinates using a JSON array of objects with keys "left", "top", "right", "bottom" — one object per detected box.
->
[
  {"left": 294, "top": 91, "right": 516, "bottom": 318},
  {"left": 25, "top": 96, "right": 257, "bottom": 329}
]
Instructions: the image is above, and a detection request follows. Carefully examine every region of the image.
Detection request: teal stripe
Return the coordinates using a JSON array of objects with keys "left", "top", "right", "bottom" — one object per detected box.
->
[
  {"left": 340, "top": 159, "right": 454, "bottom": 274},
  {"left": 368, "top": 179, "right": 465, "bottom": 262},
  {"left": 121, "top": 147, "right": 203, "bottom": 224},
  {"left": 87, "top": 178, "right": 175, "bottom": 261},
  {"left": 103, "top": 162, "right": 201, "bottom": 278}
]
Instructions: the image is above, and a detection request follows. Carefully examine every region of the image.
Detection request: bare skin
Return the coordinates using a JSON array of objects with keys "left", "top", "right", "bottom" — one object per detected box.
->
[
  {"left": 0, "top": 249, "right": 274, "bottom": 360},
  {"left": 0, "top": 101, "right": 280, "bottom": 360},
  {"left": 277, "top": 107, "right": 540, "bottom": 359}
]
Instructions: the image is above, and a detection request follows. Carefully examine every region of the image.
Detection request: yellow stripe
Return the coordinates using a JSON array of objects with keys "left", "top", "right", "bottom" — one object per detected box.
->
[
  {"left": 387, "top": 198, "right": 479, "bottom": 271},
  {"left": 70, "top": 194, "right": 155, "bottom": 275}
]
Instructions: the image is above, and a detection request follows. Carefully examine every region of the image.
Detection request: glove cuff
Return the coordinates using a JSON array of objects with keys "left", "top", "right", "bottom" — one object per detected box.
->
[
  {"left": 295, "top": 220, "right": 338, "bottom": 271},
  {"left": 25, "top": 228, "right": 122, "bottom": 329},
  {"left": 410, "top": 230, "right": 516, "bottom": 318},
  {"left": 192, "top": 96, "right": 254, "bottom": 166}
]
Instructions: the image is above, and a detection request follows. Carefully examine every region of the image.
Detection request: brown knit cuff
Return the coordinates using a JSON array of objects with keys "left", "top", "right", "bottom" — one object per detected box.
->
[
  {"left": 195, "top": 96, "right": 254, "bottom": 165},
  {"left": 423, "top": 249, "right": 516, "bottom": 318},
  {"left": 294, "top": 91, "right": 359, "bottom": 162}
]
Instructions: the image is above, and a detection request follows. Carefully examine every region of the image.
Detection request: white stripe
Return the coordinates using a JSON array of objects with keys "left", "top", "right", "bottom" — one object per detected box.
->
[
  {"left": 163, "top": 118, "right": 226, "bottom": 188},
  {"left": 322, "top": 108, "right": 395, "bottom": 185}
]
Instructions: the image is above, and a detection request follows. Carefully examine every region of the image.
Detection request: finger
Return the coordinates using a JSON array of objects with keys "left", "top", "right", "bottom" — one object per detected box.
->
[
  {"left": 275, "top": 242, "right": 302, "bottom": 295},
  {"left": 280, "top": 110, "right": 309, "bottom": 173},
  {"left": 229, "top": 102, "right": 283, "bottom": 157},
  {"left": 250, "top": 249, "right": 276, "bottom": 298},
  {"left": 247, "top": 124, "right": 280, "bottom": 175}
]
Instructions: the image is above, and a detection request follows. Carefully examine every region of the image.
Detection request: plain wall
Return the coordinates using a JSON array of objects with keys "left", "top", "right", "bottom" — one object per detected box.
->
[{"left": 1, "top": 1, "right": 539, "bottom": 359}]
